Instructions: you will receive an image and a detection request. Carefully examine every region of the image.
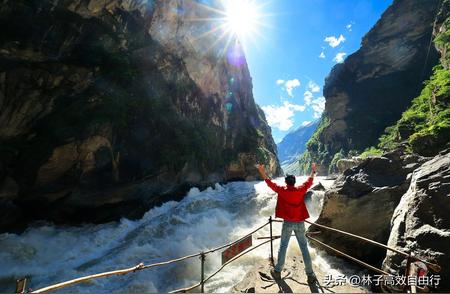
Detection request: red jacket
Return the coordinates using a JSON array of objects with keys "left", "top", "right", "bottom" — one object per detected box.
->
[{"left": 265, "top": 177, "right": 314, "bottom": 222}]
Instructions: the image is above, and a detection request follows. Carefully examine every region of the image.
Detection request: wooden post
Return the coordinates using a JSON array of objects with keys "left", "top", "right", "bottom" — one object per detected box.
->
[
  {"left": 269, "top": 216, "right": 274, "bottom": 266},
  {"left": 200, "top": 253, "right": 206, "bottom": 293},
  {"left": 15, "top": 278, "right": 27, "bottom": 294}
]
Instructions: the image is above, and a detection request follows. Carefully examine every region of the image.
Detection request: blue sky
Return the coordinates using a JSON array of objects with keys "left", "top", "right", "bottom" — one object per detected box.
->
[{"left": 241, "top": 0, "right": 393, "bottom": 143}]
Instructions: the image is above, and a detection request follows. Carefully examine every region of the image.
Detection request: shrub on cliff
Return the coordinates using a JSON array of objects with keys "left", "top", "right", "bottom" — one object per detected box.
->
[
  {"left": 378, "top": 64, "right": 450, "bottom": 156},
  {"left": 377, "top": 15, "right": 450, "bottom": 156}
]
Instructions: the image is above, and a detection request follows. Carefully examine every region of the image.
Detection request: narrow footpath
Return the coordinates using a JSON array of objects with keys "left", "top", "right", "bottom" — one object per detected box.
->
[{"left": 232, "top": 256, "right": 368, "bottom": 293}]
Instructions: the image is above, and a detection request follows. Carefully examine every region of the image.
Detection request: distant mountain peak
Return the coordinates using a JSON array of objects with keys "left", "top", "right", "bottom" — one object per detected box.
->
[{"left": 277, "top": 120, "right": 319, "bottom": 166}]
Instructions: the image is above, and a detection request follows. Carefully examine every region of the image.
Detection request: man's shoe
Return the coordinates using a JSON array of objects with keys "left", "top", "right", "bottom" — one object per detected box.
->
[
  {"left": 307, "top": 272, "right": 317, "bottom": 284},
  {"left": 270, "top": 268, "right": 281, "bottom": 280}
]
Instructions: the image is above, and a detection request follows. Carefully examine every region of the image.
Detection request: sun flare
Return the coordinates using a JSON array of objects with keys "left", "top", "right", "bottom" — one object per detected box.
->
[
  {"left": 188, "top": 0, "right": 271, "bottom": 58},
  {"left": 224, "top": 0, "right": 261, "bottom": 38}
]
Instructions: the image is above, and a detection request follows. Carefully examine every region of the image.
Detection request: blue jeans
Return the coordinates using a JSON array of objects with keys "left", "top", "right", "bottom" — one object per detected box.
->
[{"left": 275, "top": 221, "right": 313, "bottom": 275}]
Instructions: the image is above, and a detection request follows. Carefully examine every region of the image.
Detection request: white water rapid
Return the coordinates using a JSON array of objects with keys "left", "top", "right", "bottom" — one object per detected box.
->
[{"left": 0, "top": 177, "right": 351, "bottom": 293}]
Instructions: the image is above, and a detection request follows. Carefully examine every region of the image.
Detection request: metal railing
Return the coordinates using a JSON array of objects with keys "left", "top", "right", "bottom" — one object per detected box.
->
[{"left": 15, "top": 217, "right": 442, "bottom": 294}]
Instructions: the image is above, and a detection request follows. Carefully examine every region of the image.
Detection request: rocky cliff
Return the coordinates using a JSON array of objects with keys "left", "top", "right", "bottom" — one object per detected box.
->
[
  {"left": 308, "top": 150, "right": 427, "bottom": 265},
  {"left": 0, "top": 0, "right": 281, "bottom": 231},
  {"left": 303, "top": 0, "right": 441, "bottom": 173},
  {"left": 309, "top": 149, "right": 450, "bottom": 292},
  {"left": 377, "top": 2, "right": 450, "bottom": 156},
  {"left": 306, "top": 1, "right": 450, "bottom": 290},
  {"left": 383, "top": 149, "right": 450, "bottom": 292}
]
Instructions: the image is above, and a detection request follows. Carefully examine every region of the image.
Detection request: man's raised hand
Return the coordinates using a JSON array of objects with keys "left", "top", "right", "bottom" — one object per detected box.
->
[
  {"left": 257, "top": 164, "right": 265, "bottom": 173},
  {"left": 311, "top": 163, "right": 317, "bottom": 177},
  {"left": 256, "top": 164, "right": 268, "bottom": 180}
]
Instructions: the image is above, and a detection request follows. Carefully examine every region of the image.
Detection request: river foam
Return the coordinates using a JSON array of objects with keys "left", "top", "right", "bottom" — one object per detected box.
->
[{"left": 0, "top": 177, "right": 346, "bottom": 293}]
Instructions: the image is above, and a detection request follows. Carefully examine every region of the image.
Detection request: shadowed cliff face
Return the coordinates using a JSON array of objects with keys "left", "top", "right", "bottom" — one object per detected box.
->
[
  {"left": 0, "top": 0, "right": 281, "bottom": 231},
  {"left": 306, "top": 0, "right": 441, "bottom": 172}
]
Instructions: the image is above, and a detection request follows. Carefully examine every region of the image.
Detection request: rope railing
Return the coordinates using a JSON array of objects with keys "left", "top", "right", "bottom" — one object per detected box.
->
[
  {"left": 169, "top": 239, "right": 273, "bottom": 293},
  {"left": 272, "top": 218, "right": 441, "bottom": 293},
  {"left": 305, "top": 233, "right": 390, "bottom": 276},
  {"left": 29, "top": 264, "right": 146, "bottom": 294},
  {"left": 302, "top": 220, "right": 441, "bottom": 272},
  {"left": 20, "top": 220, "right": 271, "bottom": 294},
  {"left": 259, "top": 231, "right": 390, "bottom": 275},
  {"left": 202, "top": 221, "right": 270, "bottom": 255},
  {"left": 16, "top": 217, "right": 442, "bottom": 294}
]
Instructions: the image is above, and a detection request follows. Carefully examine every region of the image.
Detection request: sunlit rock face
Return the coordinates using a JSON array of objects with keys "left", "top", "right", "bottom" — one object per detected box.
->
[
  {"left": 308, "top": 0, "right": 441, "bottom": 170},
  {"left": 0, "top": 0, "right": 281, "bottom": 231}
]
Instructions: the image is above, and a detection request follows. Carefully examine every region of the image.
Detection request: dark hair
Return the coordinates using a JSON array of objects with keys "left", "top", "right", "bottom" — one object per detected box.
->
[{"left": 285, "top": 175, "right": 296, "bottom": 186}]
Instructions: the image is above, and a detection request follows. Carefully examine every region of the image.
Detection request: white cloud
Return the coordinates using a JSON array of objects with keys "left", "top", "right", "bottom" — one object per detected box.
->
[
  {"left": 333, "top": 52, "right": 347, "bottom": 63},
  {"left": 319, "top": 52, "right": 326, "bottom": 59},
  {"left": 276, "top": 79, "right": 301, "bottom": 97},
  {"left": 308, "top": 81, "right": 320, "bottom": 93},
  {"left": 285, "top": 79, "right": 301, "bottom": 97},
  {"left": 324, "top": 34, "right": 346, "bottom": 48},
  {"left": 301, "top": 121, "right": 311, "bottom": 127},
  {"left": 262, "top": 101, "right": 306, "bottom": 131},
  {"left": 311, "top": 96, "right": 326, "bottom": 118},
  {"left": 346, "top": 22, "right": 355, "bottom": 32},
  {"left": 303, "top": 91, "right": 313, "bottom": 106},
  {"left": 313, "top": 113, "right": 321, "bottom": 119}
]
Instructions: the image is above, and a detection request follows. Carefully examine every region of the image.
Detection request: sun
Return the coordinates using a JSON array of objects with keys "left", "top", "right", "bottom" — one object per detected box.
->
[
  {"left": 188, "top": 0, "right": 271, "bottom": 57},
  {"left": 224, "top": 0, "right": 261, "bottom": 38}
]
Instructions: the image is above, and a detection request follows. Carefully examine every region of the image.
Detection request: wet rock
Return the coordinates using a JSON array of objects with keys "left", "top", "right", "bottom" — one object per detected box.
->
[
  {"left": 0, "top": 200, "right": 23, "bottom": 232},
  {"left": 0, "top": 177, "right": 18, "bottom": 201},
  {"left": 309, "top": 155, "right": 412, "bottom": 264},
  {"left": 336, "top": 157, "right": 363, "bottom": 173},
  {"left": 310, "top": 182, "right": 326, "bottom": 191},
  {"left": 382, "top": 149, "right": 450, "bottom": 292}
]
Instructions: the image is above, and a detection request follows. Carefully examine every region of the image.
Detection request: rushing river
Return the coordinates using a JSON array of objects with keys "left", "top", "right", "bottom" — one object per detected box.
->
[{"left": 0, "top": 177, "right": 347, "bottom": 293}]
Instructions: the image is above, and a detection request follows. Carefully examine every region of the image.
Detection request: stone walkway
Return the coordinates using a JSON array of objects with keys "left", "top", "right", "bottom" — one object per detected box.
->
[{"left": 232, "top": 256, "right": 369, "bottom": 293}]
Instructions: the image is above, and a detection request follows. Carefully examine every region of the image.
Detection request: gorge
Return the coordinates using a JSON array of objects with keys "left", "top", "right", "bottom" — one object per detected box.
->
[{"left": 1, "top": 0, "right": 450, "bottom": 293}]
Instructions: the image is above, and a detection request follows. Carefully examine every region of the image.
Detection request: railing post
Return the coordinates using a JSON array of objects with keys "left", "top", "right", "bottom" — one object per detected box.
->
[
  {"left": 200, "top": 252, "right": 206, "bottom": 293},
  {"left": 404, "top": 255, "right": 412, "bottom": 293},
  {"left": 15, "top": 278, "right": 27, "bottom": 294},
  {"left": 269, "top": 216, "right": 274, "bottom": 266}
]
